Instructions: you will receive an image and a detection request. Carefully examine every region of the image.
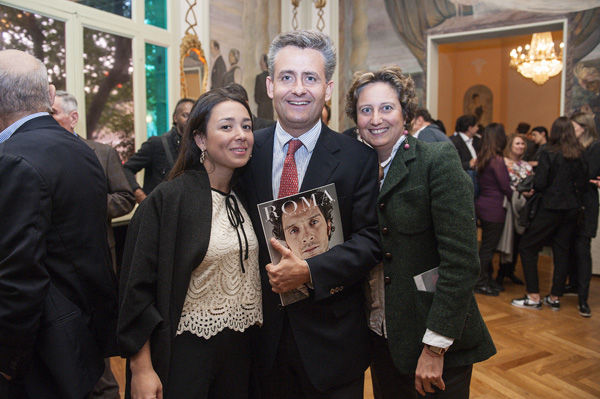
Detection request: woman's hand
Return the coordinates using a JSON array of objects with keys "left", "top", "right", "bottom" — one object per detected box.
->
[
  {"left": 522, "top": 189, "right": 535, "bottom": 198},
  {"left": 131, "top": 366, "right": 163, "bottom": 399},
  {"left": 591, "top": 177, "right": 600, "bottom": 188},
  {"left": 130, "top": 339, "right": 162, "bottom": 399},
  {"left": 415, "top": 346, "right": 445, "bottom": 396}
]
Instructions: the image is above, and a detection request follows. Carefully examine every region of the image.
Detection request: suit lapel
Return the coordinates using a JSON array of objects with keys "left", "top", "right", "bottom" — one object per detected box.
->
[
  {"left": 300, "top": 125, "right": 340, "bottom": 191},
  {"left": 379, "top": 135, "right": 416, "bottom": 200},
  {"left": 250, "top": 126, "right": 276, "bottom": 202}
]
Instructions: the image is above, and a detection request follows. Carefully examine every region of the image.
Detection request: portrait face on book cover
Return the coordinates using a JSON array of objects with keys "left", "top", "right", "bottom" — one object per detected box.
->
[
  {"left": 281, "top": 200, "right": 332, "bottom": 259},
  {"left": 269, "top": 189, "right": 336, "bottom": 260}
]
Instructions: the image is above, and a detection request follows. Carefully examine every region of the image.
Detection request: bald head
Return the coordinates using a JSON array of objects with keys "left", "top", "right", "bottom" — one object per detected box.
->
[{"left": 0, "top": 50, "right": 55, "bottom": 128}]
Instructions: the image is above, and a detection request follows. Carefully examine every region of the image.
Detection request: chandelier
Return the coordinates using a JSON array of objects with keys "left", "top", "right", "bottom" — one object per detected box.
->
[{"left": 509, "top": 32, "right": 564, "bottom": 85}]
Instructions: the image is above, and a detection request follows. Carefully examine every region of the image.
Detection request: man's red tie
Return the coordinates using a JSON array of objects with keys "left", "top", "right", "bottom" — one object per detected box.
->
[{"left": 278, "top": 139, "right": 303, "bottom": 198}]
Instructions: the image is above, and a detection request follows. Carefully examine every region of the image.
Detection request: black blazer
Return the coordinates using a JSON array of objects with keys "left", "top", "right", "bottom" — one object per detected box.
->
[
  {"left": 0, "top": 116, "right": 118, "bottom": 398},
  {"left": 450, "top": 134, "right": 479, "bottom": 171},
  {"left": 238, "top": 123, "right": 381, "bottom": 391},
  {"left": 535, "top": 147, "right": 587, "bottom": 211},
  {"left": 123, "top": 127, "right": 180, "bottom": 195}
]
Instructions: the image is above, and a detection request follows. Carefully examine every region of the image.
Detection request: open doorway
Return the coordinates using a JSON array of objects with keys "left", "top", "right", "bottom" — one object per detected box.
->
[{"left": 426, "top": 20, "right": 567, "bottom": 132}]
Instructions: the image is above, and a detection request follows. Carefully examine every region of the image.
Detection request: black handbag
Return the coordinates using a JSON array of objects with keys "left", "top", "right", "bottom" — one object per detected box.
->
[
  {"left": 519, "top": 192, "right": 541, "bottom": 228},
  {"left": 516, "top": 174, "right": 534, "bottom": 193}
]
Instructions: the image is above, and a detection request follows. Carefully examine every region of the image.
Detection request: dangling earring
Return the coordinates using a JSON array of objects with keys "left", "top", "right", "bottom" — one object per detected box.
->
[
  {"left": 200, "top": 150, "right": 205, "bottom": 164},
  {"left": 403, "top": 129, "right": 410, "bottom": 149}
]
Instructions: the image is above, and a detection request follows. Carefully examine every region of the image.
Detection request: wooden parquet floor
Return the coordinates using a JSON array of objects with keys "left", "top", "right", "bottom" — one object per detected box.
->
[{"left": 110, "top": 253, "right": 600, "bottom": 398}]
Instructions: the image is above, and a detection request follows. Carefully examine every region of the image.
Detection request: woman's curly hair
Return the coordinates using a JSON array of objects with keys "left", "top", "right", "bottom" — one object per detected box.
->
[{"left": 345, "top": 65, "right": 418, "bottom": 131}]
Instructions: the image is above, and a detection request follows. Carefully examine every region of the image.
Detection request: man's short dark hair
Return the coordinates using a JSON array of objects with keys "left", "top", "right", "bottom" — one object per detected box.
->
[
  {"left": 224, "top": 83, "right": 249, "bottom": 103},
  {"left": 455, "top": 115, "right": 478, "bottom": 134},
  {"left": 531, "top": 125, "right": 548, "bottom": 137},
  {"left": 269, "top": 189, "right": 335, "bottom": 241},
  {"left": 415, "top": 109, "right": 434, "bottom": 123},
  {"left": 172, "top": 98, "right": 195, "bottom": 126},
  {"left": 516, "top": 122, "right": 530, "bottom": 134}
]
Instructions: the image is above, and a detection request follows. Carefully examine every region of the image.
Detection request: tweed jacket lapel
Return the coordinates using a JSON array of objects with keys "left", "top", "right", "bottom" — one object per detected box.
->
[
  {"left": 379, "top": 135, "right": 417, "bottom": 201},
  {"left": 300, "top": 124, "right": 341, "bottom": 192}
]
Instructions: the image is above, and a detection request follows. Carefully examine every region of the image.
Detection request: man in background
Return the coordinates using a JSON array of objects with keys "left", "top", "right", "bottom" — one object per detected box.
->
[
  {"left": 0, "top": 49, "right": 118, "bottom": 399},
  {"left": 411, "top": 108, "right": 451, "bottom": 143},
  {"left": 52, "top": 90, "right": 132, "bottom": 399},
  {"left": 52, "top": 90, "right": 135, "bottom": 272},
  {"left": 450, "top": 114, "right": 481, "bottom": 171},
  {"left": 123, "top": 98, "right": 194, "bottom": 203}
]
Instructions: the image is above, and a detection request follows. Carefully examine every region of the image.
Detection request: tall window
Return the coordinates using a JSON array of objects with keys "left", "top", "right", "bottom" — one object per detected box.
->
[
  {"left": 145, "top": 43, "right": 168, "bottom": 137},
  {"left": 1, "top": 0, "right": 177, "bottom": 162},
  {"left": 0, "top": 7, "right": 66, "bottom": 90}
]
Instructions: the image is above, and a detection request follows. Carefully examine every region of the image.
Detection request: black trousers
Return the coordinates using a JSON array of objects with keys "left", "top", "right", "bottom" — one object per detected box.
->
[
  {"left": 260, "top": 317, "right": 364, "bottom": 399},
  {"left": 568, "top": 232, "right": 593, "bottom": 302},
  {"left": 369, "top": 330, "right": 472, "bottom": 399},
  {"left": 477, "top": 220, "right": 505, "bottom": 287},
  {"left": 166, "top": 328, "right": 253, "bottom": 399},
  {"left": 519, "top": 206, "right": 578, "bottom": 295}
]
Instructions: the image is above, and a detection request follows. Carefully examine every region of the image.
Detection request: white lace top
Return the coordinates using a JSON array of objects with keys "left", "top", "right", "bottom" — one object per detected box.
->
[{"left": 177, "top": 190, "right": 262, "bottom": 339}]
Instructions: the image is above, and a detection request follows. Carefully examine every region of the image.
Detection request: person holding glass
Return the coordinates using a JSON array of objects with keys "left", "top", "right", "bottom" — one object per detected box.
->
[
  {"left": 345, "top": 66, "right": 495, "bottom": 399},
  {"left": 117, "top": 89, "right": 262, "bottom": 399}
]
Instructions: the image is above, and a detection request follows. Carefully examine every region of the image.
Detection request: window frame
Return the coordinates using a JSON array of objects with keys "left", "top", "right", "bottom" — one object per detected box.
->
[{"left": 1, "top": 0, "right": 180, "bottom": 149}]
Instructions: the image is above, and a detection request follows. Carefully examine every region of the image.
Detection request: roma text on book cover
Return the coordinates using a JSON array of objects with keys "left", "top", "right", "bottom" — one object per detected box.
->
[{"left": 257, "top": 183, "right": 344, "bottom": 306}]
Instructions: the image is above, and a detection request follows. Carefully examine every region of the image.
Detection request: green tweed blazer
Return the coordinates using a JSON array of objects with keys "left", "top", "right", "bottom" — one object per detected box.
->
[{"left": 378, "top": 135, "right": 496, "bottom": 374}]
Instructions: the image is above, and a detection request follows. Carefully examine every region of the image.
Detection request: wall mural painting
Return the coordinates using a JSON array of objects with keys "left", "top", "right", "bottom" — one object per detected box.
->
[
  {"left": 463, "top": 85, "right": 493, "bottom": 128},
  {"left": 573, "top": 45, "right": 600, "bottom": 133}
]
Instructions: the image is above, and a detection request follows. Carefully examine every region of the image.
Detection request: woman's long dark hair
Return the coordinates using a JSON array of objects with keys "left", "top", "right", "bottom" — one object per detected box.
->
[
  {"left": 547, "top": 116, "right": 583, "bottom": 160},
  {"left": 168, "top": 88, "right": 252, "bottom": 180},
  {"left": 476, "top": 123, "right": 507, "bottom": 174}
]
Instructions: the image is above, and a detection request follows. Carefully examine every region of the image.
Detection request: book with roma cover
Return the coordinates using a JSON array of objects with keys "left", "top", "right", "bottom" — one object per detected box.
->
[{"left": 257, "top": 183, "right": 344, "bottom": 306}]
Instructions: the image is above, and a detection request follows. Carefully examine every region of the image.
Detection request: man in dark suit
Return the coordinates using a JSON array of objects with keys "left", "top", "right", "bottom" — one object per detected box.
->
[
  {"left": 210, "top": 40, "right": 227, "bottom": 89},
  {"left": 123, "top": 98, "right": 194, "bottom": 203},
  {"left": 412, "top": 109, "right": 451, "bottom": 143},
  {"left": 52, "top": 90, "right": 135, "bottom": 272},
  {"left": 450, "top": 114, "right": 480, "bottom": 171},
  {"left": 0, "top": 49, "right": 119, "bottom": 399},
  {"left": 238, "top": 29, "right": 380, "bottom": 398}
]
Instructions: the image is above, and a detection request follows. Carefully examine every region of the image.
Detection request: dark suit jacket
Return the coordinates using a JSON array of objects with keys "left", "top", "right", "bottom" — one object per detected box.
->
[
  {"left": 534, "top": 147, "right": 587, "bottom": 211},
  {"left": 0, "top": 116, "right": 119, "bottom": 398},
  {"left": 378, "top": 135, "right": 496, "bottom": 373},
  {"left": 84, "top": 139, "right": 135, "bottom": 269},
  {"left": 123, "top": 127, "right": 180, "bottom": 195},
  {"left": 238, "top": 123, "right": 381, "bottom": 391},
  {"left": 450, "top": 134, "right": 480, "bottom": 171},
  {"left": 416, "top": 124, "right": 450, "bottom": 143}
]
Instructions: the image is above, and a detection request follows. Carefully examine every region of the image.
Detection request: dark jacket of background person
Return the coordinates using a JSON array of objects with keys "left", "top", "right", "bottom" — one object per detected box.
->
[
  {"left": 535, "top": 148, "right": 587, "bottom": 210},
  {"left": 123, "top": 127, "right": 180, "bottom": 195},
  {"left": 450, "top": 134, "right": 481, "bottom": 171},
  {"left": 117, "top": 169, "right": 212, "bottom": 392},
  {"left": 0, "top": 116, "right": 119, "bottom": 398},
  {"left": 378, "top": 136, "right": 496, "bottom": 374},
  {"left": 580, "top": 141, "right": 600, "bottom": 237},
  {"left": 85, "top": 139, "right": 135, "bottom": 270},
  {"left": 238, "top": 123, "right": 381, "bottom": 392},
  {"left": 475, "top": 156, "right": 513, "bottom": 223},
  {"left": 416, "top": 123, "right": 450, "bottom": 143}
]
